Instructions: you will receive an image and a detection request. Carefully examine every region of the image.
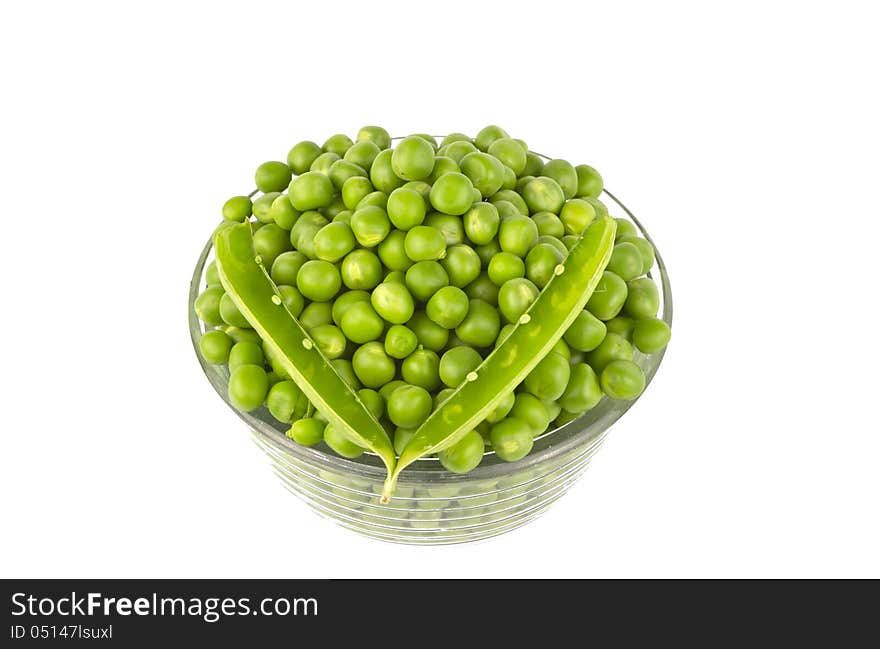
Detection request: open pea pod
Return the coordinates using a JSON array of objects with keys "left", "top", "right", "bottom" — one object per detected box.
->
[
  {"left": 382, "top": 215, "right": 617, "bottom": 502},
  {"left": 213, "top": 222, "right": 397, "bottom": 478}
]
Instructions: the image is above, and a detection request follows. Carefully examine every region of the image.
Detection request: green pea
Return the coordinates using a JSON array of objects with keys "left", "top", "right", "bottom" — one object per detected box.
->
[
  {"left": 331, "top": 290, "right": 370, "bottom": 326},
  {"left": 427, "top": 156, "right": 461, "bottom": 183},
  {"left": 542, "top": 399, "right": 562, "bottom": 423},
  {"left": 585, "top": 332, "right": 634, "bottom": 374},
  {"left": 500, "top": 164, "right": 518, "bottom": 190},
  {"left": 488, "top": 251, "right": 525, "bottom": 286},
  {"left": 429, "top": 172, "right": 475, "bottom": 216},
  {"left": 632, "top": 317, "right": 671, "bottom": 353},
  {"left": 265, "top": 380, "right": 304, "bottom": 423},
  {"left": 524, "top": 350, "right": 571, "bottom": 401},
  {"left": 328, "top": 159, "right": 367, "bottom": 191},
  {"left": 287, "top": 141, "right": 322, "bottom": 175},
  {"left": 439, "top": 346, "right": 482, "bottom": 388},
  {"left": 308, "top": 324, "right": 346, "bottom": 359},
  {"left": 624, "top": 277, "right": 660, "bottom": 319},
  {"left": 586, "top": 271, "right": 628, "bottom": 320},
  {"left": 310, "top": 152, "right": 340, "bottom": 175},
  {"left": 522, "top": 151, "right": 545, "bottom": 177},
  {"left": 371, "top": 281, "right": 415, "bottom": 324},
  {"left": 424, "top": 212, "right": 465, "bottom": 247},
  {"left": 310, "top": 222, "right": 353, "bottom": 263},
  {"left": 199, "top": 329, "right": 234, "bottom": 364},
  {"left": 341, "top": 176, "right": 374, "bottom": 211},
  {"left": 340, "top": 249, "right": 383, "bottom": 290},
  {"left": 330, "top": 358, "right": 361, "bottom": 390},
  {"left": 515, "top": 175, "right": 536, "bottom": 193},
  {"left": 352, "top": 389, "right": 384, "bottom": 422},
  {"left": 531, "top": 211, "right": 565, "bottom": 238},
  {"left": 463, "top": 202, "right": 500, "bottom": 245},
  {"left": 402, "top": 348, "right": 441, "bottom": 391},
  {"left": 490, "top": 189, "right": 529, "bottom": 216},
  {"left": 434, "top": 387, "right": 456, "bottom": 409},
  {"left": 559, "top": 198, "right": 596, "bottom": 236},
  {"left": 617, "top": 235, "right": 655, "bottom": 274},
  {"left": 607, "top": 242, "right": 644, "bottom": 281},
  {"left": 375, "top": 229, "right": 412, "bottom": 272},
  {"left": 252, "top": 192, "right": 280, "bottom": 224},
  {"left": 387, "top": 187, "right": 427, "bottom": 231},
  {"left": 252, "top": 223, "right": 291, "bottom": 268},
  {"left": 404, "top": 225, "right": 446, "bottom": 261},
  {"left": 387, "top": 384, "right": 433, "bottom": 428},
  {"left": 226, "top": 364, "right": 270, "bottom": 412},
  {"left": 378, "top": 379, "right": 407, "bottom": 403},
  {"left": 442, "top": 140, "right": 478, "bottom": 164},
  {"left": 496, "top": 322, "right": 516, "bottom": 347},
  {"left": 323, "top": 422, "right": 364, "bottom": 458},
  {"left": 351, "top": 341, "right": 396, "bottom": 388},
  {"left": 474, "top": 125, "right": 509, "bottom": 152},
  {"left": 391, "top": 136, "right": 435, "bottom": 181},
  {"left": 492, "top": 200, "right": 520, "bottom": 220},
  {"left": 299, "top": 301, "right": 333, "bottom": 331},
  {"left": 498, "top": 215, "right": 539, "bottom": 258},
  {"left": 339, "top": 301, "right": 384, "bottom": 344},
  {"left": 522, "top": 176, "right": 565, "bottom": 214},
  {"left": 498, "top": 277, "right": 539, "bottom": 323},
  {"left": 226, "top": 339, "right": 263, "bottom": 377},
  {"left": 296, "top": 259, "right": 341, "bottom": 302},
  {"left": 464, "top": 271, "right": 499, "bottom": 305},
  {"left": 615, "top": 218, "right": 638, "bottom": 241},
  {"left": 350, "top": 205, "right": 390, "bottom": 247},
  {"left": 575, "top": 164, "right": 603, "bottom": 198},
  {"left": 510, "top": 393, "right": 551, "bottom": 437},
  {"left": 222, "top": 196, "right": 253, "bottom": 222},
  {"left": 426, "top": 285, "right": 470, "bottom": 329},
  {"left": 524, "top": 243, "right": 563, "bottom": 288},
  {"left": 601, "top": 359, "right": 646, "bottom": 400},
  {"left": 407, "top": 311, "right": 449, "bottom": 352},
  {"left": 357, "top": 125, "right": 391, "bottom": 150},
  {"left": 460, "top": 151, "right": 505, "bottom": 197},
  {"left": 270, "top": 195, "right": 300, "bottom": 230},
  {"left": 290, "top": 209, "right": 328, "bottom": 245},
  {"left": 384, "top": 324, "right": 419, "bottom": 359},
  {"left": 564, "top": 310, "right": 607, "bottom": 352},
  {"left": 490, "top": 418, "right": 533, "bottom": 462},
  {"left": 287, "top": 417, "right": 324, "bottom": 446},
  {"left": 393, "top": 426, "right": 417, "bottom": 455},
  {"left": 270, "top": 251, "right": 306, "bottom": 286},
  {"left": 441, "top": 244, "right": 481, "bottom": 287},
  {"left": 322, "top": 133, "right": 353, "bottom": 156},
  {"left": 485, "top": 391, "right": 515, "bottom": 423},
  {"left": 558, "top": 362, "right": 603, "bottom": 413},
  {"left": 219, "top": 292, "right": 251, "bottom": 328},
  {"left": 370, "top": 148, "right": 405, "bottom": 194},
  {"left": 342, "top": 139, "right": 380, "bottom": 169},
  {"left": 195, "top": 286, "right": 225, "bottom": 326},
  {"left": 384, "top": 269, "right": 406, "bottom": 284},
  {"left": 276, "top": 284, "right": 305, "bottom": 318},
  {"left": 455, "top": 298, "right": 500, "bottom": 347},
  {"left": 222, "top": 325, "right": 262, "bottom": 345},
  {"left": 474, "top": 240, "right": 502, "bottom": 267},
  {"left": 204, "top": 260, "right": 221, "bottom": 287},
  {"left": 255, "top": 161, "right": 292, "bottom": 193},
  {"left": 605, "top": 315, "right": 636, "bottom": 341},
  {"left": 541, "top": 159, "right": 577, "bottom": 199},
  {"left": 438, "top": 430, "right": 485, "bottom": 474},
  {"left": 487, "top": 138, "right": 527, "bottom": 175},
  {"left": 405, "top": 260, "right": 449, "bottom": 302},
  {"left": 561, "top": 235, "right": 580, "bottom": 251},
  {"left": 288, "top": 172, "right": 334, "bottom": 211}
]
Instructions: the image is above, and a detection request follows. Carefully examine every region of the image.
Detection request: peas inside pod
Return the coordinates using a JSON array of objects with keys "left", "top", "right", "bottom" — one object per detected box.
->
[{"left": 197, "top": 125, "right": 670, "bottom": 500}]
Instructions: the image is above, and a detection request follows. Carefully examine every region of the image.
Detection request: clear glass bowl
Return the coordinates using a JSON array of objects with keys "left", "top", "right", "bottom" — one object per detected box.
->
[{"left": 188, "top": 189, "right": 672, "bottom": 545}]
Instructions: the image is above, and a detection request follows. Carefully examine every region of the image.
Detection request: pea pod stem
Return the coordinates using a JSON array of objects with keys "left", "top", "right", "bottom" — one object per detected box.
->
[
  {"left": 381, "top": 215, "right": 617, "bottom": 503},
  {"left": 214, "top": 222, "right": 397, "bottom": 479}
]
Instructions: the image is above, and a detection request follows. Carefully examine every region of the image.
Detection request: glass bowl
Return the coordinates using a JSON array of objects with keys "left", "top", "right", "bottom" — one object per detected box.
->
[{"left": 189, "top": 189, "right": 672, "bottom": 545}]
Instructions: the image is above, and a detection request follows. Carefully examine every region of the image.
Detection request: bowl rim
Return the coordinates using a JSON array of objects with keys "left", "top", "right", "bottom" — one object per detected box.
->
[{"left": 189, "top": 187, "right": 672, "bottom": 487}]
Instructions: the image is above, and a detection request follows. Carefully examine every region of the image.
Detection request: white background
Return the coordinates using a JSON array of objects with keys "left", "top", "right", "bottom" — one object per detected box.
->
[{"left": 1, "top": 1, "right": 878, "bottom": 578}]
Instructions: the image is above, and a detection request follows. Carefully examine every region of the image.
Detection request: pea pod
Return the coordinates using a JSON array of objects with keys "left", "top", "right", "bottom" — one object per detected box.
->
[
  {"left": 213, "top": 222, "right": 397, "bottom": 479},
  {"left": 382, "top": 215, "right": 616, "bottom": 502}
]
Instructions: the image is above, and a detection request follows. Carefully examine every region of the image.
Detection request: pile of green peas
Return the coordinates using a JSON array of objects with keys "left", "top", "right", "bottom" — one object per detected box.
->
[{"left": 195, "top": 125, "right": 670, "bottom": 475}]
